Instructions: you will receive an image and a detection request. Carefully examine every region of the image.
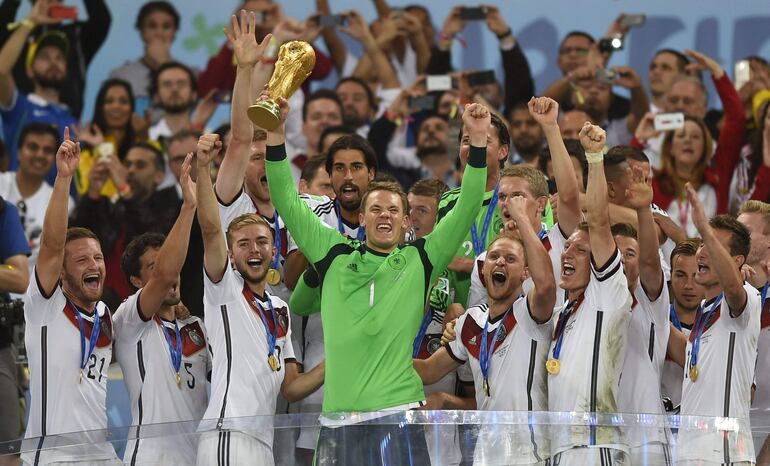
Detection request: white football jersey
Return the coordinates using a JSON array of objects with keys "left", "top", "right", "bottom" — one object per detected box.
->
[
  {"left": 750, "top": 286, "right": 770, "bottom": 410},
  {"left": 218, "top": 189, "right": 292, "bottom": 303},
  {"left": 114, "top": 291, "right": 211, "bottom": 465},
  {"left": 468, "top": 224, "right": 567, "bottom": 309},
  {"left": 660, "top": 319, "right": 692, "bottom": 409},
  {"left": 447, "top": 298, "right": 552, "bottom": 464},
  {"left": 200, "top": 265, "right": 295, "bottom": 446},
  {"left": 678, "top": 285, "right": 761, "bottom": 464},
  {"left": 286, "top": 194, "right": 363, "bottom": 254},
  {"left": 22, "top": 271, "right": 118, "bottom": 464},
  {"left": 617, "top": 278, "right": 671, "bottom": 448},
  {"left": 547, "top": 250, "right": 633, "bottom": 456}
]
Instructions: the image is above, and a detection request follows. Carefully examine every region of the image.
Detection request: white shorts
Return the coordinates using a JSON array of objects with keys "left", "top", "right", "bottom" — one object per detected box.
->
[
  {"left": 629, "top": 442, "right": 672, "bottom": 466},
  {"left": 551, "top": 447, "right": 628, "bottom": 466},
  {"left": 196, "top": 431, "right": 274, "bottom": 466}
]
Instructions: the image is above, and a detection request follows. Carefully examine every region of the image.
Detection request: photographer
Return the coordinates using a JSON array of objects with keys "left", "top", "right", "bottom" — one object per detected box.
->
[{"left": 0, "top": 195, "right": 30, "bottom": 465}]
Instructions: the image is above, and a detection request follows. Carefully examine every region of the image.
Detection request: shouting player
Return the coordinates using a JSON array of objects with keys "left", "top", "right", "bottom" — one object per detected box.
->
[
  {"left": 114, "top": 155, "right": 210, "bottom": 465},
  {"left": 22, "top": 128, "right": 120, "bottom": 464},
  {"left": 195, "top": 133, "right": 325, "bottom": 465}
]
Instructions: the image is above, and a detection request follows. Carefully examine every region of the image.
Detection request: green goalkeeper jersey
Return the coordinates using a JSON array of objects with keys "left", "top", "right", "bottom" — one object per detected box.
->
[{"left": 267, "top": 143, "right": 487, "bottom": 412}]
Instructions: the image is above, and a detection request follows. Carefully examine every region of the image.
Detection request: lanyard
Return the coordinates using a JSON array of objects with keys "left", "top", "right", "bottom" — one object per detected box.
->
[
  {"left": 479, "top": 305, "right": 512, "bottom": 384},
  {"left": 252, "top": 295, "right": 279, "bottom": 357},
  {"left": 271, "top": 211, "right": 282, "bottom": 270},
  {"left": 412, "top": 307, "right": 434, "bottom": 358},
  {"left": 551, "top": 296, "right": 582, "bottom": 361},
  {"left": 690, "top": 293, "right": 723, "bottom": 369},
  {"left": 670, "top": 304, "right": 682, "bottom": 331},
  {"left": 537, "top": 224, "right": 548, "bottom": 241},
  {"left": 71, "top": 300, "right": 101, "bottom": 372},
  {"left": 155, "top": 316, "right": 182, "bottom": 377},
  {"left": 470, "top": 184, "right": 499, "bottom": 256},
  {"left": 335, "top": 200, "right": 365, "bottom": 241},
  {"left": 762, "top": 283, "right": 769, "bottom": 313},
  {"left": 677, "top": 198, "right": 690, "bottom": 232}
]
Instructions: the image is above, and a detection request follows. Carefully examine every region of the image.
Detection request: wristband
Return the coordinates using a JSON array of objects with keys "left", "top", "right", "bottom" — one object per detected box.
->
[
  {"left": 7, "top": 18, "right": 35, "bottom": 31},
  {"left": 0, "top": 264, "right": 15, "bottom": 271},
  {"left": 495, "top": 28, "right": 512, "bottom": 40},
  {"left": 585, "top": 148, "right": 607, "bottom": 164}
]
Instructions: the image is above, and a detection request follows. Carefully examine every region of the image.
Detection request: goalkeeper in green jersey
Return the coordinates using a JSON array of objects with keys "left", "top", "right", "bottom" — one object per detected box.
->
[{"left": 260, "top": 91, "right": 489, "bottom": 458}]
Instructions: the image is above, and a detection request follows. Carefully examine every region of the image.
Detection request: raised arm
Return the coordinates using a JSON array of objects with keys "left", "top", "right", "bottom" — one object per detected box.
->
[
  {"left": 341, "top": 10, "right": 399, "bottom": 89},
  {"left": 403, "top": 12, "right": 430, "bottom": 74},
  {"left": 215, "top": 11, "right": 272, "bottom": 204},
  {"left": 314, "top": 0, "right": 347, "bottom": 73},
  {"left": 508, "top": 196, "right": 556, "bottom": 323},
  {"left": 37, "top": 127, "right": 79, "bottom": 296},
  {"left": 686, "top": 183, "right": 747, "bottom": 314},
  {"left": 137, "top": 155, "right": 197, "bottom": 320},
  {"left": 626, "top": 165, "right": 664, "bottom": 299},
  {"left": 196, "top": 134, "right": 228, "bottom": 283},
  {"left": 581, "top": 123, "right": 615, "bottom": 268},
  {"left": 262, "top": 94, "right": 344, "bottom": 265},
  {"left": 529, "top": 97, "right": 581, "bottom": 235},
  {"left": 424, "top": 104, "right": 488, "bottom": 277}
]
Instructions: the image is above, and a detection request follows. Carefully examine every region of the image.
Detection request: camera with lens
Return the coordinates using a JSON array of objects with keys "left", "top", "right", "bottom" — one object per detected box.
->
[{"left": 0, "top": 295, "right": 24, "bottom": 328}]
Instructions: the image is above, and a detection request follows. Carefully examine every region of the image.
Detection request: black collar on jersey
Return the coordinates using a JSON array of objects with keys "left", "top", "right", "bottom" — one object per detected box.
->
[
  {"left": 487, "top": 304, "right": 512, "bottom": 324},
  {"left": 364, "top": 245, "right": 393, "bottom": 257}
]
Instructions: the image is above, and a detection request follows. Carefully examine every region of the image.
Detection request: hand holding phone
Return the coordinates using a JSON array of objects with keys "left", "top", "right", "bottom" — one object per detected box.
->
[
  {"left": 619, "top": 14, "right": 646, "bottom": 29},
  {"left": 316, "top": 14, "right": 347, "bottom": 28},
  {"left": 459, "top": 7, "right": 487, "bottom": 21},
  {"left": 427, "top": 75, "right": 453, "bottom": 92},
  {"left": 654, "top": 112, "right": 685, "bottom": 132},
  {"left": 49, "top": 5, "right": 77, "bottom": 21}
]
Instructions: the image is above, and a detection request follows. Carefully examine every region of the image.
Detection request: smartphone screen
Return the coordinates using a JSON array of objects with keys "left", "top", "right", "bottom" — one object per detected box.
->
[
  {"left": 459, "top": 7, "right": 486, "bottom": 21},
  {"left": 466, "top": 70, "right": 496, "bottom": 86}
]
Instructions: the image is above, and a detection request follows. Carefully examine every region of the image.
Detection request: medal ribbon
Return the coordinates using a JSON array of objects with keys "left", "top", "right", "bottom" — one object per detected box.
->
[
  {"left": 271, "top": 211, "right": 282, "bottom": 271},
  {"left": 670, "top": 304, "right": 682, "bottom": 331},
  {"left": 479, "top": 304, "right": 513, "bottom": 386},
  {"left": 551, "top": 296, "right": 583, "bottom": 362},
  {"left": 761, "top": 283, "right": 769, "bottom": 315},
  {"left": 470, "top": 184, "right": 499, "bottom": 256},
  {"left": 689, "top": 293, "right": 724, "bottom": 371},
  {"left": 335, "top": 200, "right": 365, "bottom": 241},
  {"left": 250, "top": 293, "right": 279, "bottom": 358},
  {"left": 412, "top": 307, "right": 434, "bottom": 358},
  {"left": 155, "top": 316, "right": 182, "bottom": 376},
  {"left": 537, "top": 224, "right": 548, "bottom": 241},
  {"left": 71, "top": 300, "right": 101, "bottom": 372}
]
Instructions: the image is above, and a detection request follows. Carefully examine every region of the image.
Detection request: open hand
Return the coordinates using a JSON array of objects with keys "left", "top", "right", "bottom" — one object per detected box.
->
[
  {"left": 27, "top": 0, "right": 60, "bottom": 25},
  {"left": 624, "top": 165, "right": 653, "bottom": 210},
  {"left": 635, "top": 112, "right": 660, "bottom": 141},
  {"left": 685, "top": 182, "right": 709, "bottom": 234},
  {"left": 226, "top": 10, "right": 273, "bottom": 68},
  {"left": 180, "top": 153, "right": 197, "bottom": 208},
  {"left": 684, "top": 49, "right": 724, "bottom": 79}
]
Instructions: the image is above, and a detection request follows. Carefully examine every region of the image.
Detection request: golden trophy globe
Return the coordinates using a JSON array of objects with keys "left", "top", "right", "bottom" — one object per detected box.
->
[{"left": 247, "top": 41, "right": 316, "bottom": 130}]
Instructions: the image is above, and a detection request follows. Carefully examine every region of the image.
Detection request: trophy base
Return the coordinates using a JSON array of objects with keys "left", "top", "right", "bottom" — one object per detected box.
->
[{"left": 247, "top": 100, "right": 280, "bottom": 131}]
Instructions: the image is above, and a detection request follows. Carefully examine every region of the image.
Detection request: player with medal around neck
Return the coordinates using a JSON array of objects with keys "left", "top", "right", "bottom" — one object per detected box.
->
[
  {"left": 195, "top": 130, "right": 325, "bottom": 394},
  {"left": 23, "top": 127, "right": 121, "bottom": 464}
]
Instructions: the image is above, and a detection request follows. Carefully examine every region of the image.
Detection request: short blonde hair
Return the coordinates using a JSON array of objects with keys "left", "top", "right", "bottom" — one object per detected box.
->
[
  {"left": 488, "top": 230, "right": 527, "bottom": 264},
  {"left": 226, "top": 213, "right": 274, "bottom": 248},
  {"left": 500, "top": 165, "right": 549, "bottom": 199},
  {"left": 361, "top": 181, "right": 408, "bottom": 213},
  {"left": 739, "top": 200, "right": 770, "bottom": 233}
]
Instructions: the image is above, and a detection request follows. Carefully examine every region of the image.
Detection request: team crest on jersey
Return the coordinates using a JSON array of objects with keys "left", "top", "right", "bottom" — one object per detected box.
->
[
  {"left": 493, "top": 218, "right": 504, "bottom": 233},
  {"left": 278, "top": 313, "right": 289, "bottom": 331},
  {"left": 468, "top": 335, "right": 477, "bottom": 345},
  {"left": 388, "top": 253, "right": 406, "bottom": 270},
  {"left": 495, "top": 325, "right": 507, "bottom": 342},
  {"left": 188, "top": 329, "right": 204, "bottom": 346},
  {"left": 427, "top": 338, "right": 441, "bottom": 354}
]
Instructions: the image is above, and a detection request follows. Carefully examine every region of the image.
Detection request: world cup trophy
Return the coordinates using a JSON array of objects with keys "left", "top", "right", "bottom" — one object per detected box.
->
[{"left": 247, "top": 40, "right": 316, "bottom": 130}]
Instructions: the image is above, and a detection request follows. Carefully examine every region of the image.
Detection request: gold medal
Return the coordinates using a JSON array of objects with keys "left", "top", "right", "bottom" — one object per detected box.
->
[
  {"left": 546, "top": 358, "right": 560, "bottom": 375},
  {"left": 689, "top": 365, "right": 699, "bottom": 382},
  {"left": 483, "top": 379, "right": 490, "bottom": 396},
  {"left": 267, "top": 268, "right": 281, "bottom": 286},
  {"left": 176, "top": 372, "right": 182, "bottom": 388},
  {"left": 268, "top": 354, "right": 280, "bottom": 371}
]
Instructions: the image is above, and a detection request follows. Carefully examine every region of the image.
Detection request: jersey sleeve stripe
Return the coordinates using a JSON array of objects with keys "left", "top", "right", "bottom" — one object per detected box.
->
[
  {"left": 129, "top": 341, "right": 146, "bottom": 465},
  {"left": 217, "top": 304, "right": 233, "bottom": 426},
  {"left": 33, "top": 325, "right": 48, "bottom": 465},
  {"left": 445, "top": 344, "right": 466, "bottom": 364},
  {"left": 313, "top": 243, "right": 355, "bottom": 282},
  {"left": 591, "top": 249, "right": 622, "bottom": 281}
]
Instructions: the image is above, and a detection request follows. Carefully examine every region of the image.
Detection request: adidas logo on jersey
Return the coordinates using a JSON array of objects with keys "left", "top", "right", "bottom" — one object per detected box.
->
[{"left": 347, "top": 263, "right": 358, "bottom": 272}]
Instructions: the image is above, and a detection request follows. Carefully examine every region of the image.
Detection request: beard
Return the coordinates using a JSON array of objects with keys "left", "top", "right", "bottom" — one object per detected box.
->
[
  {"left": 237, "top": 264, "right": 268, "bottom": 285},
  {"left": 36, "top": 75, "right": 65, "bottom": 91},
  {"left": 161, "top": 99, "right": 193, "bottom": 115},
  {"left": 343, "top": 111, "right": 367, "bottom": 128}
]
